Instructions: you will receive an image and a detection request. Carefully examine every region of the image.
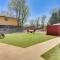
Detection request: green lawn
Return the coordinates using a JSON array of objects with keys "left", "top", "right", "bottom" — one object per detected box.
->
[
  {"left": 42, "top": 45, "right": 60, "bottom": 60},
  {"left": 0, "top": 33, "right": 56, "bottom": 48}
]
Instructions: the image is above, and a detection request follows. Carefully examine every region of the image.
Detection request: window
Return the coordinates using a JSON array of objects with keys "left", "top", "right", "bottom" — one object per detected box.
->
[{"left": 5, "top": 17, "right": 8, "bottom": 21}]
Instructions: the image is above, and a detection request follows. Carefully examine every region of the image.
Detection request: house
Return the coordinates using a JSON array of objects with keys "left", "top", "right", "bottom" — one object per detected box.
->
[
  {"left": 47, "top": 23, "right": 60, "bottom": 36},
  {"left": 24, "top": 26, "right": 36, "bottom": 33},
  {"left": 0, "top": 16, "right": 19, "bottom": 33}
]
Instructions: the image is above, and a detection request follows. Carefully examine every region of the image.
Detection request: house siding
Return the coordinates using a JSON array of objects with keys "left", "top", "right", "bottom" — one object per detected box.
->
[{"left": 0, "top": 16, "right": 19, "bottom": 33}]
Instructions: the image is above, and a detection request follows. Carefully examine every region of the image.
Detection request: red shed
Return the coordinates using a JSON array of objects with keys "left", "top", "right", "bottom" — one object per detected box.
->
[{"left": 47, "top": 23, "right": 60, "bottom": 36}]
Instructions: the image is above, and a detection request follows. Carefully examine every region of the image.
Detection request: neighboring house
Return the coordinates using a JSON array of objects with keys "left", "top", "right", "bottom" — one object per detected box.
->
[
  {"left": 24, "top": 26, "right": 36, "bottom": 32},
  {"left": 0, "top": 16, "right": 19, "bottom": 33}
]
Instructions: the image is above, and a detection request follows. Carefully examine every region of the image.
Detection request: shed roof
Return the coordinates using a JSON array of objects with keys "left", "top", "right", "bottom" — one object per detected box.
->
[{"left": 53, "top": 23, "right": 60, "bottom": 25}]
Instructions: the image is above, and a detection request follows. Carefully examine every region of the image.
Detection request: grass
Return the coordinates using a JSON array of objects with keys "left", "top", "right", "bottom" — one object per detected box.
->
[
  {"left": 0, "top": 33, "right": 56, "bottom": 48},
  {"left": 42, "top": 45, "right": 60, "bottom": 60}
]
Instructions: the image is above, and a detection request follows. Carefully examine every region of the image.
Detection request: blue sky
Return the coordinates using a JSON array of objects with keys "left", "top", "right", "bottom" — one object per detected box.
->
[
  {"left": 27, "top": 0, "right": 60, "bottom": 19},
  {"left": 0, "top": 0, "right": 8, "bottom": 11},
  {"left": 0, "top": 0, "right": 60, "bottom": 19}
]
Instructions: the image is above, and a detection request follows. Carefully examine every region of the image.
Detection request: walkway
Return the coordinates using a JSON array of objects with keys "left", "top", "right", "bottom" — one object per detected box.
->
[{"left": 0, "top": 37, "right": 60, "bottom": 60}]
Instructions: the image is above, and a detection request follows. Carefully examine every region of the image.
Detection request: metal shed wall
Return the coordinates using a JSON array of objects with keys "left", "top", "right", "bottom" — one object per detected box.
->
[{"left": 47, "top": 25, "right": 60, "bottom": 36}]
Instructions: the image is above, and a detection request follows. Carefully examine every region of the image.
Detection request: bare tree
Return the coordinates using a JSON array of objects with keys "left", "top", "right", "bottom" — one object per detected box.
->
[
  {"left": 35, "top": 17, "right": 40, "bottom": 28},
  {"left": 30, "top": 20, "right": 36, "bottom": 26},
  {"left": 8, "top": 0, "right": 29, "bottom": 28},
  {"left": 41, "top": 16, "right": 46, "bottom": 29}
]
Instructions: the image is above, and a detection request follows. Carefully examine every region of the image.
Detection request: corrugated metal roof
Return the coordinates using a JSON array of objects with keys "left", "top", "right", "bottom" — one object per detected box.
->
[{"left": 53, "top": 23, "right": 60, "bottom": 25}]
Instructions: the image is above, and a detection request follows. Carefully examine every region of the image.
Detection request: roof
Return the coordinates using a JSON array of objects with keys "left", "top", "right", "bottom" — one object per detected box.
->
[
  {"left": 0, "top": 15, "right": 17, "bottom": 19},
  {"left": 53, "top": 23, "right": 60, "bottom": 25}
]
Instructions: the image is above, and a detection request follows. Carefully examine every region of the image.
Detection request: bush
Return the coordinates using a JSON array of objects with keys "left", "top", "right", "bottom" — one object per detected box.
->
[{"left": 0, "top": 34, "right": 5, "bottom": 39}]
